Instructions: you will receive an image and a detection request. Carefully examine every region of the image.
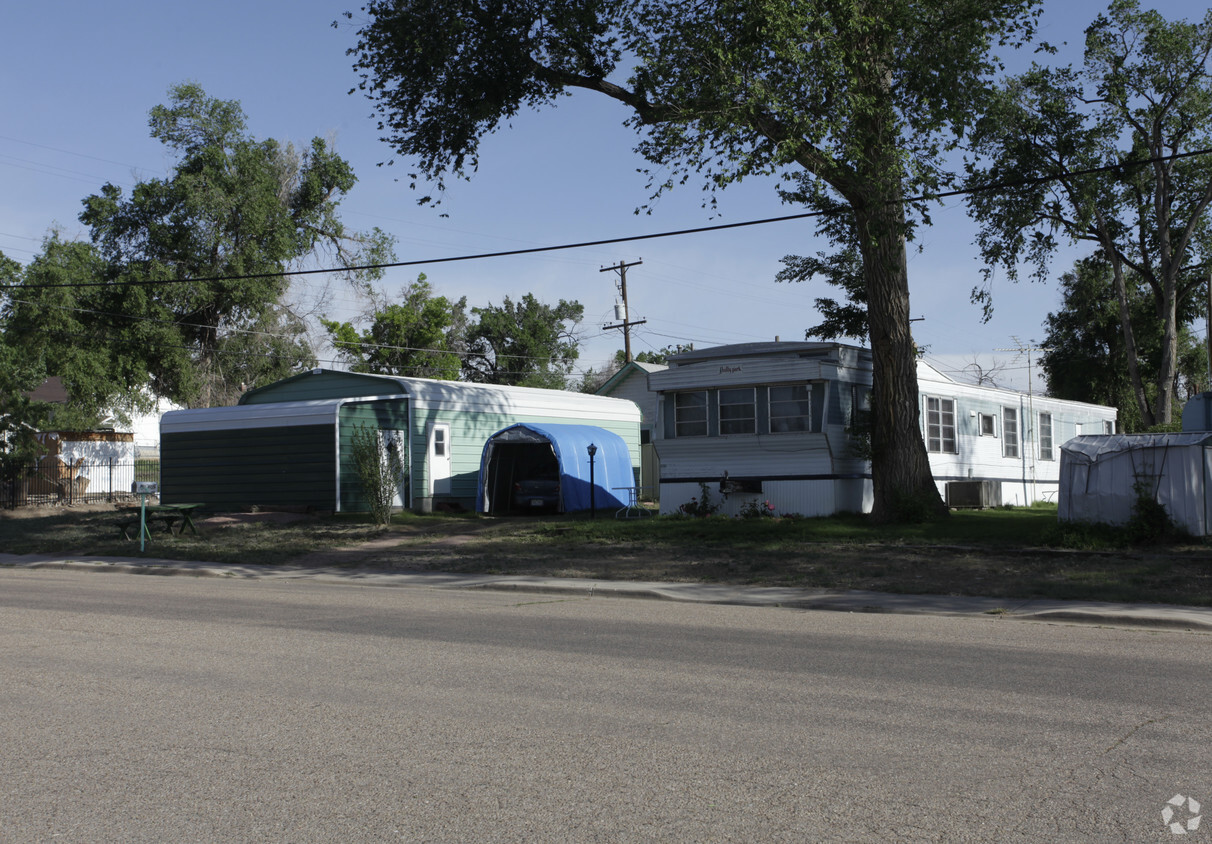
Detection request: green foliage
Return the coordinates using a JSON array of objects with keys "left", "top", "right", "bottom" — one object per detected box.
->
[
  {"left": 634, "top": 344, "right": 692, "bottom": 365},
  {"left": 778, "top": 246, "right": 868, "bottom": 342},
  {"left": 577, "top": 344, "right": 690, "bottom": 393},
  {"left": 350, "top": 423, "right": 405, "bottom": 526},
  {"left": 323, "top": 275, "right": 467, "bottom": 379},
  {"left": 1, "top": 235, "right": 158, "bottom": 428},
  {"left": 1124, "top": 477, "right": 1188, "bottom": 545},
  {"left": 736, "top": 498, "right": 776, "bottom": 519},
  {"left": 462, "top": 294, "right": 583, "bottom": 388},
  {"left": 967, "top": 0, "right": 1212, "bottom": 426},
  {"left": 32, "top": 81, "right": 390, "bottom": 409},
  {"left": 344, "top": 0, "right": 1043, "bottom": 521},
  {"left": 1041, "top": 257, "right": 1205, "bottom": 432},
  {"left": 677, "top": 482, "right": 720, "bottom": 518}
]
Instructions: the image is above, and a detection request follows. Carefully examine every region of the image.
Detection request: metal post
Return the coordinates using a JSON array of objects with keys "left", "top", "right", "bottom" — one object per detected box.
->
[
  {"left": 139, "top": 490, "right": 148, "bottom": 553},
  {"left": 587, "top": 443, "right": 598, "bottom": 519}
]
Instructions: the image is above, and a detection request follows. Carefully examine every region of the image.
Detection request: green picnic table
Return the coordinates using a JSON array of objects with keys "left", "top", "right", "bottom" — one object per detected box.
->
[{"left": 116, "top": 503, "right": 204, "bottom": 540}]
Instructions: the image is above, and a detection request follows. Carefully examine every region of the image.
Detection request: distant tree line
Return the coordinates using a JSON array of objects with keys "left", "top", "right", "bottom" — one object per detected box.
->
[{"left": 0, "top": 84, "right": 587, "bottom": 461}]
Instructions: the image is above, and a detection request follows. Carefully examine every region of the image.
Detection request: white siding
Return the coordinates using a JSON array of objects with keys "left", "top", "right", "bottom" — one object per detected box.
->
[
  {"left": 917, "top": 361, "right": 1118, "bottom": 506},
  {"left": 648, "top": 344, "right": 1118, "bottom": 515},
  {"left": 659, "top": 477, "right": 871, "bottom": 517}
]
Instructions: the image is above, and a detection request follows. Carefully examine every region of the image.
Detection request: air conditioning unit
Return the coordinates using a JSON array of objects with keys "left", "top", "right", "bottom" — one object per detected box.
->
[{"left": 946, "top": 480, "right": 1001, "bottom": 509}]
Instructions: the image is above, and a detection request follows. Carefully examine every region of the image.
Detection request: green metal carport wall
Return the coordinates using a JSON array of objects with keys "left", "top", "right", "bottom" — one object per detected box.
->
[
  {"left": 159, "top": 397, "right": 409, "bottom": 512},
  {"left": 336, "top": 398, "right": 411, "bottom": 512}
]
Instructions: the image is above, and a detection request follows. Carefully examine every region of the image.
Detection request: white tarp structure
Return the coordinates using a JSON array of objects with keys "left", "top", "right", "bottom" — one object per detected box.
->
[{"left": 1058, "top": 433, "right": 1212, "bottom": 536}]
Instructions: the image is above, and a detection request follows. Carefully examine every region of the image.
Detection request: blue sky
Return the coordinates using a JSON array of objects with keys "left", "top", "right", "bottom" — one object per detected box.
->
[{"left": 1, "top": 1, "right": 1199, "bottom": 391}]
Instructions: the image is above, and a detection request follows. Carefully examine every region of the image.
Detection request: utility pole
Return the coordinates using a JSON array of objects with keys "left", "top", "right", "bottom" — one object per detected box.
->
[{"left": 601, "top": 259, "right": 646, "bottom": 363}]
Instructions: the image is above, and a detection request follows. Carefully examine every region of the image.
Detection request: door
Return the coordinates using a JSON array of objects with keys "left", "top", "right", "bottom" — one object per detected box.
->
[
  {"left": 428, "top": 423, "right": 452, "bottom": 496},
  {"left": 381, "top": 429, "right": 409, "bottom": 508}
]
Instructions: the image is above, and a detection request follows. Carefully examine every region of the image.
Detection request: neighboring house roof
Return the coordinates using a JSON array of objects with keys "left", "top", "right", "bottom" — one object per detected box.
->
[
  {"left": 595, "top": 360, "right": 667, "bottom": 396},
  {"left": 665, "top": 341, "right": 867, "bottom": 365},
  {"left": 24, "top": 376, "right": 69, "bottom": 403}
]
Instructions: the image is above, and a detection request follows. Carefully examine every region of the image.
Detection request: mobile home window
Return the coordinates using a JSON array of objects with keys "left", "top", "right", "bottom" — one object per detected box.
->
[
  {"left": 769, "top": 385, "right": 812, "bottom": 433},
  {"left": 1104, "top": 420, "right": 1115, "bottom": 434},
  {"left": 979, "top": 413, "right": 996, "bottom": 437},
  {"left": 925, "top": 397, "right": 957, "bottom": 453},
  {"left": 674, "top": 391, "right": 708, "bottom": 437},
  {"left": 1039, "top": 412, "right": 1054, "bottom": 460},
  {"left": 1003, "top": 408, "right": 1019, "bottom": 458},
  {"left": 852, "top": 386, "right": 872, "bottom": 422},
  {"left": 718, "top": 388, "right": 756, "bottom": 435}
]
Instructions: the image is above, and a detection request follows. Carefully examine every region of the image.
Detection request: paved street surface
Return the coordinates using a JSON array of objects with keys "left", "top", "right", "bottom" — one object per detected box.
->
[{"left": 1, "top": 569, "right": 1209, "bottom": 842}]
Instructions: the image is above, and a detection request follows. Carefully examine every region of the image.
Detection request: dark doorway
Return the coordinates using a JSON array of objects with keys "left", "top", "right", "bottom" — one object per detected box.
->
[{"left": 483, "top": 440, "right": 561, "bottom": 515}]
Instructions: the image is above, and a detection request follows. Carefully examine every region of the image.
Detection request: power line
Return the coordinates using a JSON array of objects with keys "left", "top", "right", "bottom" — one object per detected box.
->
[
  {"left": 4, "top": 147, "right": 1209, "bottom": 292},
  {"left": 6, "top": 296, "right": 591, "bottom": 366}
]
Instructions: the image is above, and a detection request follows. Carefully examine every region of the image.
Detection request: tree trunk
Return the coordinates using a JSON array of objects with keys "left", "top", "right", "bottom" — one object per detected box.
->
[
  {"left": 854, "top": 198, "right": 946, "bottom": 522},
  {"left": 1109, "top": 255, "right": 1155, "bottom": 428},
  {"left": 1154, "top": 286, "right": 1179, "bottom": 426}
]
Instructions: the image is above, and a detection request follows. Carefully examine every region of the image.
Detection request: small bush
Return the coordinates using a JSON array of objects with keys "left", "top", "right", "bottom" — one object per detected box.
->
[
  {"left": 350, "top": 424, "right": 405, "bottom": 527},
  {"left": 678, "top": 482, "right": 720, "bottom": 518},
  {"left": 1125, "top": 478, "right": 1188, "bottom": 545},
  {"left": 736, "top": 498, "right": 776, "bottom": 519}
]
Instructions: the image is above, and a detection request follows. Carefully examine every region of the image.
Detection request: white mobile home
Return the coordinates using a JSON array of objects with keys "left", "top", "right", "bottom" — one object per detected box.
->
[
  {"left": 649, "top": 342, "right": 1118, "bottom": 517},
  {"left": 916, "top": 360, "right": 1117, "bottom": 507}
]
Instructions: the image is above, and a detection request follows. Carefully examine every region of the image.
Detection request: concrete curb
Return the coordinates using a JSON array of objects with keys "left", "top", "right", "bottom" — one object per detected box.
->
[{"left": 3, "top": 554, "right": 1211, "bottom": 632}]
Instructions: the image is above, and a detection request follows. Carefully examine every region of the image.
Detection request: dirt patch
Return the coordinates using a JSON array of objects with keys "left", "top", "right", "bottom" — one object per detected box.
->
[{"left": 200, "top": 511, "right": 314, "bottom": 527}]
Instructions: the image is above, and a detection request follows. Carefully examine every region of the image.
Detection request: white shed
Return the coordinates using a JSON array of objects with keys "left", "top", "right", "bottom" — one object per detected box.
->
[{"left": 1058, "top": 433, "right": 1212, "bottom": 536}]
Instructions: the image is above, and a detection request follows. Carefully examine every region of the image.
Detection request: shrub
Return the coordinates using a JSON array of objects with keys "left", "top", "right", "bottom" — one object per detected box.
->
[
  {"left": 736, "top": 498, "right": 776, "bottom": 519},
  {"left": 1125, "top": 478, "right": 1187, "bottom": 545},
  {"left": 350, "top": 423, "right": 405, "bottom": 526},
  {"left": 678, "top": 482, "right": 720, "bottom": 517}
]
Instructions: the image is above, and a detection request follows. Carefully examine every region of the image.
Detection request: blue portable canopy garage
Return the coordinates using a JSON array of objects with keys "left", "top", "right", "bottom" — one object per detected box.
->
[{"left": 478, "top": 423, "right": 633, "bottom": 514}]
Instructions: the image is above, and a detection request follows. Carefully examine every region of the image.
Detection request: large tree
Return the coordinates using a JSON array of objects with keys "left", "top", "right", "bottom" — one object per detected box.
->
[
  {"left": 1040, "top": 256, "right": 1205, "bottom": 432},
  {"left": 1, "top": 235, "right": 157, "bottom": 427},
  {"left": 343, "top": 0, "right": 1042, "bottom": 520},
  {"left": 966, "top": 0, "right": 1212, "bottom": 428},
  {"left": 71, "top": 82, "right": 392, "bottom": 407},
  {"left": 462, "top": 294, "right": 583, "bottom": 389},
  {"left": 322, "top": 275, "right": 468, "bottom": 379}
]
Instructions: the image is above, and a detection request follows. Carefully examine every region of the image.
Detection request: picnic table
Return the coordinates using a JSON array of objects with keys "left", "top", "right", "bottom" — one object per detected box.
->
[{"left": 116, "top": 503, "right": 204, "bottom": 541}]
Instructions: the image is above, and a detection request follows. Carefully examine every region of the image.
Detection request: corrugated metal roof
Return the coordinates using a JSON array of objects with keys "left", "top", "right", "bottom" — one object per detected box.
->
[
  {"left": 241, "top": 370, "right": 641, "bottom": 423},
  {"left": 161, "top": 400, "right": 345, "bottom": 433},
  {"left": 329, "top": 372, "right": 641, "bottom": 422}
]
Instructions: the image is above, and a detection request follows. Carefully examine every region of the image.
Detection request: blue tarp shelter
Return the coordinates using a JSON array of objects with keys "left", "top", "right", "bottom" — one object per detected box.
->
[{"left": 478, "top": 423, "right": 634, "bottom": 514}]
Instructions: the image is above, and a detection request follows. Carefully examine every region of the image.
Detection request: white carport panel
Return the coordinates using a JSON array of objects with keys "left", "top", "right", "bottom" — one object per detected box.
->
[{"left": 1059, "top": 434, "right": 1212, "bottom": 536}]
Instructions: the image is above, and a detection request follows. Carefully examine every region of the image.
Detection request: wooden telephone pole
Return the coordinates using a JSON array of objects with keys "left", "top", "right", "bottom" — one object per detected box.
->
[{"left": 601, "top": 259, "right": 646, "bottom": 362}]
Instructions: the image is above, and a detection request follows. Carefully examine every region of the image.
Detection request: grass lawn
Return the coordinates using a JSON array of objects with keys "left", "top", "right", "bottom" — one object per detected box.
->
[{"left": 1, "top": 502, "right": 1208, "bottom": 607}]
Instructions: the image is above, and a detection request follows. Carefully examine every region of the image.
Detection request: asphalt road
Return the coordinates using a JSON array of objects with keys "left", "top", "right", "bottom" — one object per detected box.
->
[{"left": 1, "top": 569, "right": 1209, "bottom": 843}]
